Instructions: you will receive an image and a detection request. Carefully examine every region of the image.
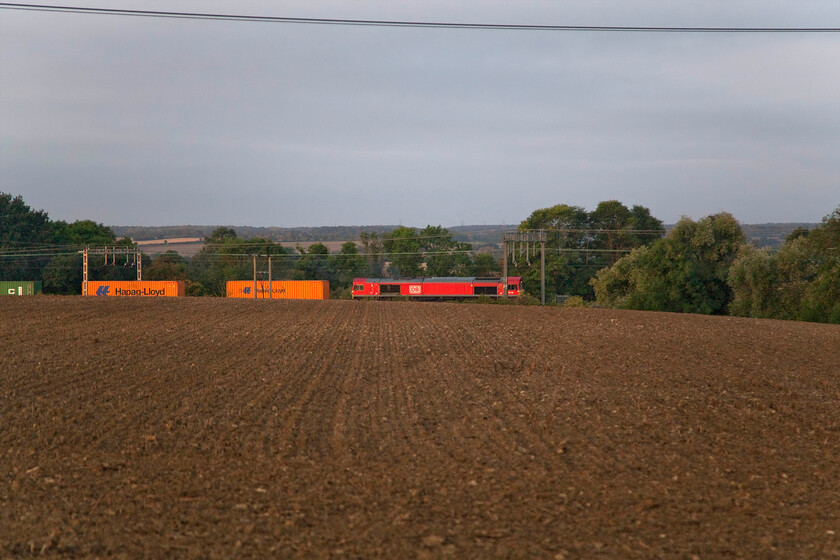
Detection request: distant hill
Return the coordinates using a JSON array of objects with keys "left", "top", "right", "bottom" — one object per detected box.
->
[
  {"left": 111, "top": 223, "right": 817, "bottom": 251},
  {"left": 739, "top": 223, "right": 818, "bottom": 249},
  {"left": 111, "top": 225, "right": 404, "bottom": 243}
]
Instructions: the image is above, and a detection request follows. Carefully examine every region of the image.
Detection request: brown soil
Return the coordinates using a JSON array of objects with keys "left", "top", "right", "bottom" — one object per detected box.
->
[{"left": 1, "top": 297, "right": 838, "bottom": 559}]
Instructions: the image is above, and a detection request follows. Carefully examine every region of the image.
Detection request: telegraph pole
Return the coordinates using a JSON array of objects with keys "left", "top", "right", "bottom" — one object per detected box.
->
[
  {"left": 82, "top": 246, "right": 89, "bottom": 295},
  {"left": 540, "top": 239, "right": 545, "bottom": 305},
  {"left": 501, "top": 237, "right": 508, "bottom": 299}
]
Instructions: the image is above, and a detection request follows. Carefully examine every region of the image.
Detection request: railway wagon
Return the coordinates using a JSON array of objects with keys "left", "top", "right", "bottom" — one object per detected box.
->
[
  {"left": 226, "top": 280, "right": 329, "bottom": 300},
  {"left": 352, "top": 277, "right": 521, "bottom": 299},
  {"left": 85, "top": 281, "right": 184, "bottom": 297},
  {"left": 0, "top": 281, "right": 42, "bottom": 296}
]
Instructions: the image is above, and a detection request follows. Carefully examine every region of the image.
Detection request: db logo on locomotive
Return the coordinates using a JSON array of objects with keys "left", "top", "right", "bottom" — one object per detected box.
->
[{"left": 408, "top": 285, "right": 422, "bottom": 295}]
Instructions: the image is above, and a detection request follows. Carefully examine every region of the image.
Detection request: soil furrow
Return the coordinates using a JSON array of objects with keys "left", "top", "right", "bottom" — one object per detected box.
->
[{"left": 1, "top": 297, "right": 839, "bottom": 559}]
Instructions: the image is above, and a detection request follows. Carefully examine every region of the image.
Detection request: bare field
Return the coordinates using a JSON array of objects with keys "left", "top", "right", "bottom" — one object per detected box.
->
[{"left": 1, "top": 297, "right": 839, "bottom": 558}]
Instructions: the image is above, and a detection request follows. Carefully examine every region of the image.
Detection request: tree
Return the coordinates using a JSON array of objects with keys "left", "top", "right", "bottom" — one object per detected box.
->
[
  {"left": 520, "top": 203, "right": 590, "bottom": 231},
  {"left": 41, "top": 219, "right": 122, "bottom": 294},
  {"left": 592, "top": 213, "right": 745, "bottom": 314},
  {"left": 591, "top": 200, "right": 634, "bottom": 266},
  {"left": 419, "top": 225, "right": 473, "bottom": 276},
  {"left": 515, "top": 204, "right": 589, "bottom": 297},
  {"left": 800, "top": 208, "right": 840, "bottom": 322},
  {"left": 0, "top": 192, "right": 54, "bottom": 280},
  {"left": 42, "top": 255, "right": 83, "bottom": 295},
  {"left": 472, "top": 253, "right": 499, "bottom": 277},
  {"left": 329, "top": 242, "right": 366, "bottom": 286},
  {"left": 145, "top": 251, "right": 187, "bottom": 281},
  {"left": 188, "top": 232, "right": 291, "bottom": 296},
  {"left": 727, "top": 245, "right": 775, "bottom": 318},
  {"left": 785, "top": 226, "right": 810, "bottom": 243},
  {"left": 204, "top": 227, "right": 237, "bottom": 244},
  {"left": 52, "top": 220, "right": 117, "bottom": 246},
  {"left": 728, "top": 207, "right": 839, "bottom": 323},
  {"left": 0, "top": 192, "right": 52, "bottom": 245},
  {"left": 41, "top": 238, "right": 140, "bottom": 295},
  {"left": 359, "top": 231, "right": 385, "bottom": 277},
  {"left": 293, "top": 243, "right": 330, "bottom": 280},
  {"left": 515, "top": 201, "right": 664, "bottom": 299},
  {"left": 383, "top": 226, "right": 422, "bottom": 277}
]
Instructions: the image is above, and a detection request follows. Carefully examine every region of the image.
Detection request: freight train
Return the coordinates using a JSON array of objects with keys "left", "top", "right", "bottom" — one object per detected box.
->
[{"left": 352, "top": 277, "right": 522, "bottom": 299}]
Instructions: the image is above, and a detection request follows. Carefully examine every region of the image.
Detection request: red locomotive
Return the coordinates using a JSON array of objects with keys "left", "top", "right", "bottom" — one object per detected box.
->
[{"left": 351, "top": 277, "right": 521, "bottom": 299}]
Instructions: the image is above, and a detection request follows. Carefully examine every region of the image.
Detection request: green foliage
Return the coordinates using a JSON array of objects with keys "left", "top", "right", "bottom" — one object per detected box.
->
[
  {"left": 42, "top": 254, "right": 83, "bottom": 295},
  {"left": 785, "top": 226, "right": 810, "bottom": 243},
  {"left": 510, "top": 293, "right": 542, "bottom": 306},
  {"left": 727, "top": 245, "right": 775, "bottom": 318},
  {"left": 204, "top": 227, "right": 237, "bottom": 244},
  {"left": 381, "top": 225, "right": 473, "bottom": 278},
  {"left": 384, "top": 226, "right": 423, "bottom": 276},
  {"left": 359, "top": 231, "right": 385, "bottom": 276},
  {"left": 592, "top": 213, "right": 745, "bottom": 315},
  {"left": 52, "top": 220, "right": 117, "bottom": 246},
  {"left": 472, "top": 253, "right": 499, "bottom": 277},
  {"left": 329, "top": 242, "right": 366, "bottom": 290},
  {"left": 0, "top": 193, "right": 55, "bottom": 281},
  {"left": 520, "top": 203, "right": 590, "bottom": 231},
  {"left": 145, "top": 251, "right": 188, "bottom": 281},
  {"left": 292, "top": 243, "right": 331, "bottom": 281},
  {"left": 5, "top": 189, "right": 832, "bottom": 318},
  {"left": 0, "top": 193, "right": 52, "bottom": 246},
  {"left": 188, "top": 232, "right": 293, "bottom": 296},
  {"left": 514, "top": 200, "right": 664, "bottom": 299},
  {"left": 728, "top": 207, "right": 839, "bottom": 323},
  {"left": 184, "top": 279, "right": 207, "bottom": 297},
  {"left": 41, "top": 251, "right": 141, "bottom": 295},
  {"left": 800, "top": 259, "right": 840, "bottom": 324},
  {"left": 590, "top": 246, "right": 647, "bottom": 309},
  {"left": 0, "top": 192, "right": 127, "bottom": 292},
  {"left": 420, "top": 225, "right": 473, "bottom": 277},
  {"left": 562, "top": 295, "right": 589, "bottom": 308}
]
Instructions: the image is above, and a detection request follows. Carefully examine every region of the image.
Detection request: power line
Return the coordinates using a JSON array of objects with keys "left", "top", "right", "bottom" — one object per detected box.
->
[{"left": 1, "top": 3, "right": 837, "bottom": 33}]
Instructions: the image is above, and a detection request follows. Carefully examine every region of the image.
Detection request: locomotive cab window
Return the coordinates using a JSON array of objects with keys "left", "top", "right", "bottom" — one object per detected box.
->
[
  {"left": 507, "top": 285, "right": 518, "bottom": 292},
  {"left": 353, "top": 284, "right": 365, "bottom": 291}
]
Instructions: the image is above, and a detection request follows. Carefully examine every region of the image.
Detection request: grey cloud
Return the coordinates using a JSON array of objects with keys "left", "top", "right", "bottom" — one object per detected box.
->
[{"left": 1, "top": 1, "right": 838, "bottom": 226}]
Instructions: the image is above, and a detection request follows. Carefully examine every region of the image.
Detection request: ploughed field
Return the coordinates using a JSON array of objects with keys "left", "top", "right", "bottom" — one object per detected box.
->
[{"left": 1, "top": 297, "right": 839, "bottom": 559}]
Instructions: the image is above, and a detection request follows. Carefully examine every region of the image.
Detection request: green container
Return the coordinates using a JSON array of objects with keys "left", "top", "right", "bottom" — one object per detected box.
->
[{"left": 0, "top": 281, "right": 43, "bottom": 296}]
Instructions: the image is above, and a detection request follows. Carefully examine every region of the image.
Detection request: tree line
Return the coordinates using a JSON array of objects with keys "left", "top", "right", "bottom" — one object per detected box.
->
[
  {"left": 589, "top": 209, "right": 839, "bottom": 323},
  {"left": 1, "top": 191, "right": 837, "bottom": 323},
  {"left": 0, "top": 192, "right": 498, "bottom": 298}
]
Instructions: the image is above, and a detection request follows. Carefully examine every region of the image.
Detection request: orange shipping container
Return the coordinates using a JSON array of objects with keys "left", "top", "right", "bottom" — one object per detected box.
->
[
  {"left": 86, "top": 281, "right": 184, "bottom": 297},
  {"left": 226, "top": 280, "right": 329, "bottom": 300}
]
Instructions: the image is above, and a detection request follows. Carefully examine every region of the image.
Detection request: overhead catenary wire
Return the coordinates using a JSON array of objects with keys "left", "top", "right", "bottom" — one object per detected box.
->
[
  {"left": 0, "top": 3, "right": 837, "bottom": 32},
  {"left": 0, "top": 226, "right": 668, "bottom": 257}
]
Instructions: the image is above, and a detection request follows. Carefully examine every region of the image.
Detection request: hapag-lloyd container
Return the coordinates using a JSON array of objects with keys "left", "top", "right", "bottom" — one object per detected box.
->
[
  {"left": 85, "top": 281, "right": 184, "bottom": 297},
  {"left": 0, "top": 281, "right": 42, "bottom": 296},
  {"left": 226, "top": 280, "right": 329, "bottom": 300}
]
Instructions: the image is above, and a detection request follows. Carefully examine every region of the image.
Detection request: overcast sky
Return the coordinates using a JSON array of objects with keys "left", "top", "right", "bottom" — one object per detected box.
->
[{"left": 1, "top": 1, "right": 838, "bottom": 228}]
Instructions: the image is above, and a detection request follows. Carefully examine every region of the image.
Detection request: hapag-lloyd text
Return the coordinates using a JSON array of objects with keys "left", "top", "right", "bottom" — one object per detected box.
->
[{"left": 114, "top": 288, "right": 166, "bottom": 297}]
